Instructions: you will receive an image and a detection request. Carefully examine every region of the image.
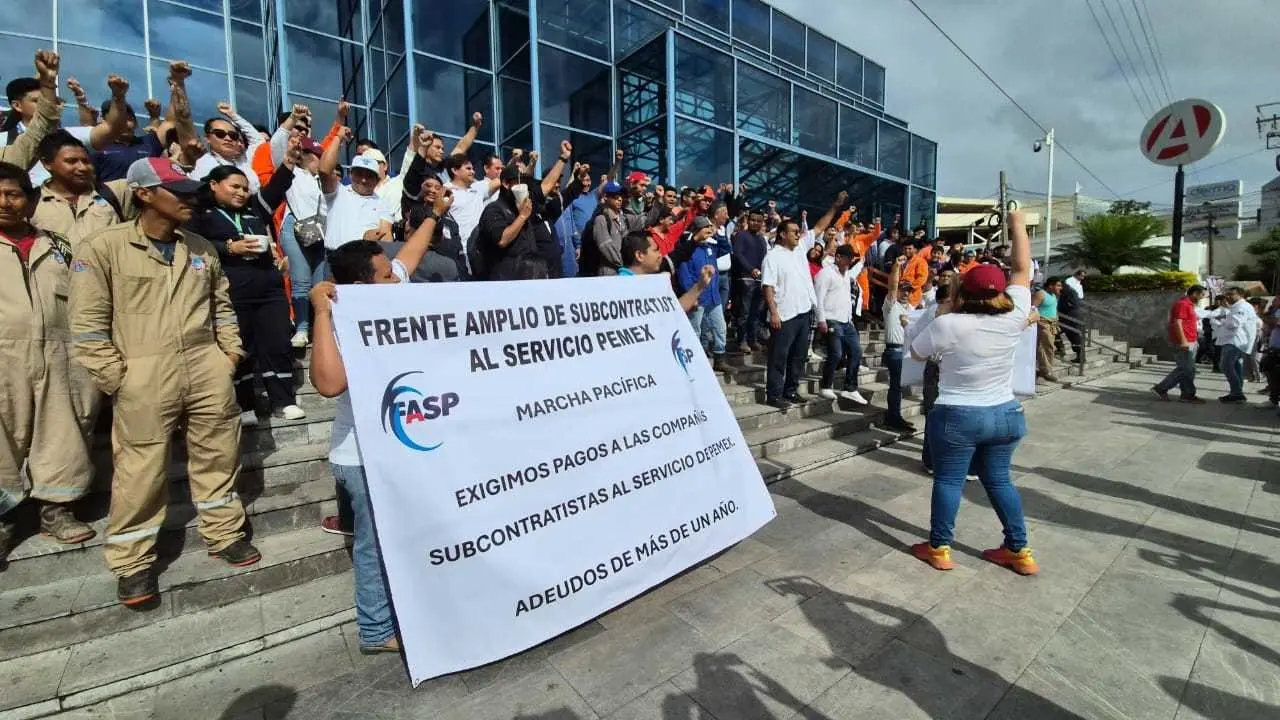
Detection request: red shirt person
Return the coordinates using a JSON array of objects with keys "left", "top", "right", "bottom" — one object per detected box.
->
[{"left": 1152, "top": 284, "right": 1208, "bottom": 403}]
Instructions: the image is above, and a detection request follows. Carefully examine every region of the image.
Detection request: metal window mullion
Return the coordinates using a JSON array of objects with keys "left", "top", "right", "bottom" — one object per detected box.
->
[
  {"left": 274, "top": 0, "right": 290, "bottom": 103},
  {"left": 222, "top": 0, "right": 235, "bottom": 107},
  {"left": 664, "top": 28, "right": 676, "bottom": 183},
  {"left": 529, "top": 2, "right": 542, "bottom": 175},
  {"left": 142, "top": 0, "right": 154, "bottom": 98}
]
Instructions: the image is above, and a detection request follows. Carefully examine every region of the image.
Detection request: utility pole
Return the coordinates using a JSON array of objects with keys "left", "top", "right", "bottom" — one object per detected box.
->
[
  {"left": 1204, "top": 204, "right": 1217, "bottom": 276},
  {"left": 1042, "top": 129, "right": 1055, "bottom": 269},
  {"left": 997, "top": 170, "right": 1007, "bottom": 250},
  {"left": 1258, "top": 102, "right": 1280, "bottom": 150},
  {"left": 1171, "top": 165, "right": 1184, "bottom": 268}
]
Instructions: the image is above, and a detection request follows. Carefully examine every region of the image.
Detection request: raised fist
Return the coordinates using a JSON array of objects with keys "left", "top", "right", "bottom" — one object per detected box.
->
[
  {"left": 144, "top": 98, "right": 163, "bottom": 118},
  {"left": 560, "top": 139, "right": 572, "bottom": 156},
  {"left": 66, "top": 78, "right": 87, "bottom": 103},
  {"left": 471, "top": 111, "right": 483, "bottom": 128},
  {"left": 35, "top": 50, "right": 60, "bottom": 83},
  {"left": 168, "top": 61, "right": 192, "bottom": 83},
  {"left": 107, "top": 74, "right": 129, "bottom": 98}
]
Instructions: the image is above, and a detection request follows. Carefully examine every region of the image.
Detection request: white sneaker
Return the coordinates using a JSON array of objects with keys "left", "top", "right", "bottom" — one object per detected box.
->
[
  {"left": 239, "top": 410, "right": 260, "bottom": 427},
  {"left": 274, "top": 405, "right": 307, "bottom": 420},
  {"left": 290, "top": 330, "right": 309, "bottom": 348},
  {"left": 841, "top": 389, "right": 869, "bottom": 405},
  {"left": 819, "top": 388, "right": 838, "bottom": 400}
]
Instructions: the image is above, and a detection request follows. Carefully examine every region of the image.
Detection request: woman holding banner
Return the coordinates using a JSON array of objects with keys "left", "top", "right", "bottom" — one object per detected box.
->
[{"left": 907, "top": 210, "right": 1038, "bottom": 577}]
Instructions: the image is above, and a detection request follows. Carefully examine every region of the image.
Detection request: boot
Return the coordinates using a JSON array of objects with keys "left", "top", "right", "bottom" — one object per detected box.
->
[
  {"left": 39, "top": 503, "right": 96, "bottom": 545},
  {"left": 712, "top": 353, "right": 727, "bottom": 372},
  {"left": 117, "top": 570, "right": 159, "bottom": 606}
]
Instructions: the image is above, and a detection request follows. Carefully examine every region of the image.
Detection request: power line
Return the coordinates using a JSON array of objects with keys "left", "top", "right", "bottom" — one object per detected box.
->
[
  {"left": 1130, "top": 0, "right": 1172, "bottom": 104},
  {"left": 1117, "top": 0, "right": 1167, "bottom": 106},
  {"left": 901, "top": 0, "right": 1123, "bottom": 199},
  {"left": 1084, "top": 0, "right": 1152, "bottom": 117},
  {"left": 1116, "top": 149, "right": 1270, "bottom": 196},
  {"left": 1098, "top": 0, "right": 1159, "bottom": 113},
  {"left": 1138, "top": 0, "right": 1176, "bottom": 99}
]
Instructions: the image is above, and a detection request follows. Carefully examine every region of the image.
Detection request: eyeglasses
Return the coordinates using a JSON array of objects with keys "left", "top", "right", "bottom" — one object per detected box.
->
[{"left": 208, "top": 128, "right": 244, "bottom": 143}]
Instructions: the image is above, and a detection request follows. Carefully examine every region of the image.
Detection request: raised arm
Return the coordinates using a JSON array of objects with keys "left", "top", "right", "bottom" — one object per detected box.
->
[
  {"left": 811, "top": 191, "right": 847, "bottom": 237},
  {"left": 65, "top": 78, "right": 99, "bottom": 127},
  {"left": 608, "top": 149, "right": 623, "bottom": 182},
  {"left": 450, "top": 112, "right": 483, "bottom": 157},
  {"left": 0, "top": 50, "right": 62, "bottom": 170},
  {"left": 319, "top": 126, "right": 351, "bottom": 194},
  {"left": 88, "top": 74, "right": 133, "bottom": 150},
  {"left": 167, "top": 62, "right": 198, "bottom": 152},
  {"left": 308, "top": 282, "right": 348, "bottom": 397},
  {"left": 1007, "top": 209, "right": 1032, "bottom": 288},
  {"left": 398, "top": 188, "right": 452, "bottom": 275},
  {"left": 541, "top": 140, "right": 572, "bottom": 197},
  {"left": 679, "top": 265, "right": 715, "bottom": 313}
]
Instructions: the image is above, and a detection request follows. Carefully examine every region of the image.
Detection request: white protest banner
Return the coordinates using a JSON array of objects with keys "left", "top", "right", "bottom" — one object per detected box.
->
[{"left": 330, "top": 275, "right": 777, "bottom": 684}]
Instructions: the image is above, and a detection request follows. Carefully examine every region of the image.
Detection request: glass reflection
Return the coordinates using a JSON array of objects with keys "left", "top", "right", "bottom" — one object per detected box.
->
[
  {"left": 414, "top": 59, "right": 494, "bottom": 141},
  {"left": 618, "top": 123, "right": 666, "bottom": 184},
  {"left": 414, "top": 0, "right": 490, "bottom": 69},
  {"left": 878, "top": 122, "right": 909, "bottom": 179},
  {"left": 618, "top": 36, "right": 666, "bottom": 133},
  {"left": 793, "top": 88, "right": 836, "bottom": 156},
  {"left": 58, "top": 0, "right": 145, "bottom": 53},
  {"left": 731, "top": 0, "right": 770, "bottom": 50},
  {"left": 770, "top": 10, "right": 804, "bottom": 67},
  {"left": 836, "top": 46, "right": 863, "bottom": 97},
  {"left": 285, "top": 28, "right": 346, "bottom": 100},
  {"left": 685, "top": 0, "right": 729, "bottom": 32},
  {"left": 910, "top": 135, "right": 936, "bottom": 188},
  {"left": 674, "top": 119, "right": 732, "bottom": 189},
  {"left": 864, "top": 61, "right": 885, "bottom": 105},
  {"left": 538, "top": 0, "right": 610, "bottom": 60},
  {"left": 541, "top": 125, "right": 612, "bottom": 182},
  {"left": 614, "top": 0, "right": 670, "bottom": 61},
  {"left": 839, "top": 105, "right": 876, "bottom": 169},
  {"left": 0, "top": 3, "right": 52, "bottom": 37},
  {"left": 806, "top": 31, "right": 835, "bottom": 82},
  {"left": 736, "top": 63, "right": 789, "bottom": 142},
  {"left": 233, "top": 78, "right": 270, "bottom": 128},
  {"left": 538, "top": 45, "right": 611, "bottom": 135},
  {"left": 231, "top": 20, "right": 267, "bottom": 79},
  {"left": 284, "top": 0, "right": 362, "bottom": 40},
  {"left": 675, "top": 39, "right": 732, "bottom": 127},
  {"left": 740, "top": 138, "right": 908, "bottom": 223}
]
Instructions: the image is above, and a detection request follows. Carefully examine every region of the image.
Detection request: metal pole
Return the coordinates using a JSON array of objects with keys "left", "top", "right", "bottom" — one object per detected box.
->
[
  {"left": 997, "top": 170, "right": 1007, "bottom": 251},
  {"left": 1171, "top": 164, "right": 1185, "bottom": 268},
  {"left": 1205, "top": 205, "right": 1216, "bottom": 276},
  {"left": 1044, "top": 128, "right": 1055, "bottom": 269}
]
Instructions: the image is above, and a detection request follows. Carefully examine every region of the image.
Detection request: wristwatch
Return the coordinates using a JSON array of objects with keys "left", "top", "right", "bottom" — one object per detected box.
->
[
  {"left": 424, "top": 211, "right": 440, "bottom": 223},
  {"left": 559, "top": 154, "right": 571, "bottom": 163}
]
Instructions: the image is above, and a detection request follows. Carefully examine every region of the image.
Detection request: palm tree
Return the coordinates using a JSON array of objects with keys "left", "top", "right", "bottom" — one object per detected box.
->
[{"left": 1056, "top": 213, "right": 1171, "bottom": 275}]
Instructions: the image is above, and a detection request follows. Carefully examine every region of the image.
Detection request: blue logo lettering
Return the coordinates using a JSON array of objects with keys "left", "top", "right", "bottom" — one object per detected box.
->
[{"left": 379, "top": 371, "right": 459, "bottom": 452}]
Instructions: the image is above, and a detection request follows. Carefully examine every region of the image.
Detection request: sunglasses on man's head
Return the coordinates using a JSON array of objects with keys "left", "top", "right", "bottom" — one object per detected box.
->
[{"left": 208, "top": 128, "right": 244, "bottom": 143}]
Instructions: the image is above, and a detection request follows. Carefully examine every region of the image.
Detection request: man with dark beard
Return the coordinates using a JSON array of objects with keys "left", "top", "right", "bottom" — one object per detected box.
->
[{"left": 473, "top": 165, "right": 537, "bottom": 280}]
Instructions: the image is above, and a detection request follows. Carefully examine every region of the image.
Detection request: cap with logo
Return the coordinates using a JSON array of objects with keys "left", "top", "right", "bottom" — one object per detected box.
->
[
  {"left": 602, "top": 181, "right": 624, "bottom": 196},
  {"left": 349, "top": 154, "right": 381, "bottom": 175},
  {"left": 126, "top": 157, "right": 203, "bottom": 195},
  {"left": 362, "top": 148, "right": 387, "bottom": 164},
  {"left": 626, "top": 171, "right": 649, "bottom": 184}
]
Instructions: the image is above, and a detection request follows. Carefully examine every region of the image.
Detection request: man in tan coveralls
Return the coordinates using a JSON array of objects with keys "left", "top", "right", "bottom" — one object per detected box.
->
[{"left": 70, "top": 157, "right": 261, "bottom": 606}]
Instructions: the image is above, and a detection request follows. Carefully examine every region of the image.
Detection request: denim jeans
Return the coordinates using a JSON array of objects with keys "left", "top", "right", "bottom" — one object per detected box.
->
[
  {"left": 882, "top": 346, "right": 905, "bottom": 423},
  {"left": 689, "top": 303, "right": 727, "bottom": 354},
  {"left": 330, "top": 463, "right": 395, "bottom": 647},
  {"left": 1221, "top": 344, "right": 1246, "bottom": 397},
  {"left": 1154, "top": 347, "right": 1198, "bottom": 398},
  {"left": 821, "top": 321, "right": 862, "bottom": 390},
  {"left": 279, "top": 214, "right": 329, "bottom": 333},
  {"left": 927, "top": 400, "right": 1029, "bottom": 551},
  {"left": 767, "top": 314, "right": 810, "bottom": 400},
  {"left": 731, "top": 278, "right": 765, "bottom": 346}
]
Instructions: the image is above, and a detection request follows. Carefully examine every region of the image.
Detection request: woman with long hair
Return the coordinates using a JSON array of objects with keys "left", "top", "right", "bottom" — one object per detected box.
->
[
  {"left": 186, "top": 141, "right": 303, "bottom": 425},
  {"left": 907, "top": 210, "right": 1038, "bottom": 576}
]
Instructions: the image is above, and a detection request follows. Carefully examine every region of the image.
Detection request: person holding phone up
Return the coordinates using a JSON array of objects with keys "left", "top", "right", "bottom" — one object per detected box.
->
[{"left": 187, "top": 134, "right": 306, "bottom": 425}]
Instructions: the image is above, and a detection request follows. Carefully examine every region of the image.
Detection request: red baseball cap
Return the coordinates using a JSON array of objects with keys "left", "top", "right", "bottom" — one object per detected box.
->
[
  {"left": 299, "top": 136, "right": 323, "bottom": 155},
  {"left": 961, "top": 264, "right": 1008, "bottom": 295},
  {"left": 626, "top": 171, "right": 649, "bottom": 184},
  {"left": 126, "top": 157, "right": 202, "bottom": 195}
]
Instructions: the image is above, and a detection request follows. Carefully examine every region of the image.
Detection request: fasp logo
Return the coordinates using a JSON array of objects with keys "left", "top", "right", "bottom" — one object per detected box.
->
[
  {"left": 671, "top": 331, "right": 696, "bottom": 380},
  {"left": 379, "top": 371, "right": 459, "bottom": 452}
]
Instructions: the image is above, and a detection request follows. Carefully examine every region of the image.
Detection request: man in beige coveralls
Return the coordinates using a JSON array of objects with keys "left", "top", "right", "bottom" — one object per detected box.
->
[{"left": 70, "top": 157, "right": 261, "bottom": 606}]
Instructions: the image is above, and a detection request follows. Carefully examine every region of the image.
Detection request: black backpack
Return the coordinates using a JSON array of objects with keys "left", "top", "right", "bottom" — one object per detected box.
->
[
  {"left": 576, "top": 208, "right": 603, "bottom": 277},
  {"left": 466, "top": 223, "right": 488, "bottom": 281}
]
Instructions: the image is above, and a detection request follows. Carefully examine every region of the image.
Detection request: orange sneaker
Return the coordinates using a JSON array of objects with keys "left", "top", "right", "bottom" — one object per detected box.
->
[
  {"left": 911, "top": 542, "right": 955, "bottom": 571},
  {"left": 982, "top": 546, "right": 1039, "bottom": 575}
]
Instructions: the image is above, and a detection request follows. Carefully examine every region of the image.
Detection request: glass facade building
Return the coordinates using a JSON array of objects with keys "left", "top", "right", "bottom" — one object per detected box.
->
[{"left": 1, "top": 0, "right": 936, "bottom": 230}]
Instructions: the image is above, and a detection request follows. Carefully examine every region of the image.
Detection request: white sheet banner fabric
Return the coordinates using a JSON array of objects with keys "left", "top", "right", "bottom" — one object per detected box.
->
[
  {"left": 330, "top": 275, "right": 777, "bottom": 684},
  {"left": 902, "top": 310, "right": 1038, "bottom": 397}
]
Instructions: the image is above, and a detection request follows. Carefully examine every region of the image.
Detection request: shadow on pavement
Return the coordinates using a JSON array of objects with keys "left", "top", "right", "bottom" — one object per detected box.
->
[
  {"left": 1159, "top": 677, "right": 1280, "bottom": 720},
  {"left": 515, "top": 709, "right": 587, "bottom": 720},
  {"left": 1167, "top": 591, "right": 1280, "bottom": 669},
  {"left": 763, "top": 576, "right": 1085, "bottom": 720},
  {"left": 662, "top": 651, "right": 833, "bottom": 720},
  {"left": 1197, "top": 451, "right": 1278, "bottom": 482},
  {"left": 220, "top": 683, "right": 296, "bottom": 719}
]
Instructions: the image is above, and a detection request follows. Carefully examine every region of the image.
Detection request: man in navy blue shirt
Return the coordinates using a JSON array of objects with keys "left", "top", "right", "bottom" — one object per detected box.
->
[{"left": 730, "top": 211, "right": 768, "bottom": 352}]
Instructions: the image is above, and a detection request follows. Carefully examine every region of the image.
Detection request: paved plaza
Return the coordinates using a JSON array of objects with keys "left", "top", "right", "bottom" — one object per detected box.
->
[{"left": 69, "top": 364, "right": 1279, "bottom": 720}]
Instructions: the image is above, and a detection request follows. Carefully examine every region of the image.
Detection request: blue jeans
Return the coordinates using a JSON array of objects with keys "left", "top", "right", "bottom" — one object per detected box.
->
[
  {"left": 690, "top": 303, "right": 727, "bottom": 354},
  {"left": 927, "top": 401, "right": 1029, "bottom": 551},
  {"left": 882, "top": 346, "right": 904, "bottom": 423},
  {"left": 1220, "top": 345, "right": 1246, "bottom": 397},
  {"left": 1154, "top": 347, "right": 1197, "bottom": 398},
  {"left": 330, "top": 463, "right": 395, "bottom": 647},
  {"left": 279, "top": 214, "right": 329, "bottom": 333},
  {"left": 821, "top": 321, "right": 862, "bottom": 389}
]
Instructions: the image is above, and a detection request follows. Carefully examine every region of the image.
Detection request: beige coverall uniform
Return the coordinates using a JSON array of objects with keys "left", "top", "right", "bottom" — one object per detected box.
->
[
  {"left": 0, "top": 92, "right": 60, "bottom": 171},
  {"left": 0, "top": 232, "right": 95, "bottom": 515},
  {"left": 70, "top": 221, "right": 248, "bottom": 577},
  {"left": 32, "top": 179, "right": 135, "bottom": 251}
]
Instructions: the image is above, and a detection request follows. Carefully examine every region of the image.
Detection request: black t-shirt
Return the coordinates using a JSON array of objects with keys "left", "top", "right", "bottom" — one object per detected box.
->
[{"left": 476, "top": 196, "right": 538, "bottom": 281}]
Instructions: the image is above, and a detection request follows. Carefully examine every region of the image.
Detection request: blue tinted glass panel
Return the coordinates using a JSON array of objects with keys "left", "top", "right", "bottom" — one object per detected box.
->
[
  {"left": 153, "top": 61, "right": 227, "bottom": 127},
  {"left": 229, "top": 0, "right": 263, "bottom": 23},
  {"left": 806, "top": 31, "right": 835, "bottom": 82},
  {"left": 911, "top": 135, "right": 937, "bottom": 188},
  {"left": 414, "top": 0, "right": 490, "bottom": 69},
  {"left": 836, "top": 46, "right": 863, "bottom": 96},
  {"left": 614, "top": 0, "right": 670, "bottom": 60},
  {"left": 742, "top": 138, "right": 906, "bottom": 222},
  {"left": 878, "top": 121, "right": 909, "bottom": 179},
  {"left": 538, "top": 44, "right": 611, "bottom": 135},
  {"left": 674, "top": 119, "right": 732, "bottom": 189},
  {"left": 498, "top": 2, "right": 530, "bottom": 63},
  {"left": 732, "top": 0, "right": 769, "bottom": 49},
  {"left": 285, "top": 0, "right": 362, "bottom": 39},
  {"left": 793, "top": 88, "right": 836, "bottom": 156},
  {"left": 675, "top": 38, "right": 732, "bottom": 127},
  {"left": 233, "top": 77, "right": 270, "bottom": 128},
  {"left": 652, "top": 0, "right": 682, "bottom": 10},
  {"left": 538, "top": 0, "right": 610, "bottom": 60},
  {"left": 231, "top": 20, "right": 266, "bottom": 79},
  {"left": 618, "top": 37, "right": 666, "bottom": 132},
  {"left": 58, "top": 45, "right": 147, "bottom": 105},
  {"left": 414, "top": 59, "right": 495, "bottom": 141},
  {"left": 285, "top": 28, "right": 345, "bottom": 99},
  {"left": 865, "top": 61, "right": 885, "bottom": 105},
  {"left": 0, "top": 37, "right": 46, "bottom": 105},
  {"left": 770, "top": 11, "right": 804, "bottom": 67},
  {"left": 686, "top": 0, "right": 729, "bottom": 32},
  {"left": 910, "top": 187, "right": 936, "bottom": 236},
  {"left": 838, "top": 105, "right": 876, "bottom": 168},
  {"left": 170, "top": 0, "right": 222, "bottom": 11},
  {"left": 387, "top": 59, "right": 409, "bottom": 116},
  {"left": 501, "top": 75, "right": 532, "bottom": 134},
  {"left": 58, "top": 0, "right": 145, "bottom": 54},
  {"left": 383, "top": 0, "right": 405, "bottom": 54},
  {"left": 618, "top": 124, "right": 666, "bottom": 184},
  {"left": 0, "top": 3, "right": 52, "bottom": 37},
  {"left": 540, "top": 125, "right": 612, "bottom": 181},
  {"left": 736, "top": 63, "right": 789, "bottom": 142},
  {"left": 502, "top": 126, "right": 533, "bottom": 160}
]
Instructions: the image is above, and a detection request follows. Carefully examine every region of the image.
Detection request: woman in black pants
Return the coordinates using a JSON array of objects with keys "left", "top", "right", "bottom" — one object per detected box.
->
[{"left": 187, "top": 149, "right": 303, "bottom": 426}]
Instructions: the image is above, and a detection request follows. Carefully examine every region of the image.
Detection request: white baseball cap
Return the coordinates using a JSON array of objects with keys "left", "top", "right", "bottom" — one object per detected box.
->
[{"left": 350, "top": 154, "right": 380, "bottom": 176}]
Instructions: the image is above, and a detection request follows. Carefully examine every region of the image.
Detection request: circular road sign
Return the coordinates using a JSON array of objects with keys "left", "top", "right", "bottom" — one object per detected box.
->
[{"left": 1139, "top": 99, "right": 1226, "bottom": 167}]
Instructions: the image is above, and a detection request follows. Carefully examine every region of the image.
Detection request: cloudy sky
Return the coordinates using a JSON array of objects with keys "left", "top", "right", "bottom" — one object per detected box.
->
[{"left": 771, "top": 0, "right": 1280, "bottom": 211}]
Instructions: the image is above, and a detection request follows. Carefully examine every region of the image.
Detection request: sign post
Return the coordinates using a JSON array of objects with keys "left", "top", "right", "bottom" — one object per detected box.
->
[{"left": 1139, "top": 99, "right": 1227, "bottom": 269}]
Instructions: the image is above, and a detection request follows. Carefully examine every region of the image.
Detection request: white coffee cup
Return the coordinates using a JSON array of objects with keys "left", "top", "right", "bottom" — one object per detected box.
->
[
  {"left": 511, "top": 183, "right": 529, "bottom": 208},
  {"left": 243, "top": 234, "right": 271, "bottom": 254}
]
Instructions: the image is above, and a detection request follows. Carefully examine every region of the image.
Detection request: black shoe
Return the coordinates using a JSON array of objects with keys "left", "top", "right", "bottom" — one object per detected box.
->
[
  {"left": 210, "top": 539, "right": 262, "bottom": 567},
  {"left": 783, "top": 392, "right": 807, "bottom": 404},
  {"left": 766, "top": 397, "right": 793, "bottom": 410},
  {"left": 1218, "top": 395, "right": 1246, "bottom": 404},
  {"left": 117, "top": 571, "right": 159, "bottom": 607},
  {"left": 712, "top": 354, "right": 727, "bottom": 372},
  {"left": 882, "top": 418, "right": 917, "bottom": 432}
]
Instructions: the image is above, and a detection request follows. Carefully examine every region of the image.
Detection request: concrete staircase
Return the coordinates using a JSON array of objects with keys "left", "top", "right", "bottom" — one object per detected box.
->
[{"left": 0, "top": 327, "right": 1155, "bottom": 718}]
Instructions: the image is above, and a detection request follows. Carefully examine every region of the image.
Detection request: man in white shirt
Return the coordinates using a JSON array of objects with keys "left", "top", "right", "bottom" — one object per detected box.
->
[
  {"left": 1064, "top": 269, "right": 1085, "bottom": 300},
  {"left": 881, "top": 256, "right": 915, "bottom": 431},
  {"left": 191, "top": 103, "right": 265, "bottom": 192},
  {"left": 320, "top": 132, "right": 393, "bottom": 250},
  {"left": 443, "top": 153, "right": 502, "bottom": 250},
  {"left": 814, "top": 245, "right": 868, "bottom": 404},
  {"left": 1213, "top": 287, "right": 1259, "bottom": 403},
  {"left": 762, "top": 218, "right": 818, "bottom": 409}
]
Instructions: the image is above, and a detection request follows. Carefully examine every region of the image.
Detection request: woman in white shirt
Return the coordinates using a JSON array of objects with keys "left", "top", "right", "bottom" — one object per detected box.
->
[{"left": 908, "top": 211, "right": 1038, "bottom": 576}]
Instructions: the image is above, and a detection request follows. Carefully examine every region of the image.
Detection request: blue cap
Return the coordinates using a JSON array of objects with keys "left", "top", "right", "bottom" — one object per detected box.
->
[{"left": 603, "top": 181, "right": 624, "bottom": 195}]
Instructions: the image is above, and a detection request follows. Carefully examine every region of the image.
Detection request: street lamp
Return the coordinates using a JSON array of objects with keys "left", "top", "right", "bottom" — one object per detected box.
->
[{"left": 1033, "top": 128, "right": 1055, "bottom": 269}]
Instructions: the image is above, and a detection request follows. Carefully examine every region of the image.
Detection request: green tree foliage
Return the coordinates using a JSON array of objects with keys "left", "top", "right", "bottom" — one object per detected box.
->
[
  {"left": 1107, "top": 199, "right": 1153, "bottom": 216},
  {"left": 1057, "top": 212, "right": 1171, "bottom": 275}
]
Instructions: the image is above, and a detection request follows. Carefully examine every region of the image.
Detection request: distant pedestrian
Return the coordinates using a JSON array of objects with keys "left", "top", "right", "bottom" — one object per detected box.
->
[
  {"left": 1151, "top": 285, "right": 1208, "bottom": 403},
  {"left": 1211, "top": 287, "right": 1258, "bottom": 403}
]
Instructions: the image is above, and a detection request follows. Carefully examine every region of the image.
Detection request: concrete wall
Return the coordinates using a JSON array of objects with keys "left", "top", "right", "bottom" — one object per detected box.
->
[{"left": 1085, "top": 290, "right": 1182, "bottom": 361}]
